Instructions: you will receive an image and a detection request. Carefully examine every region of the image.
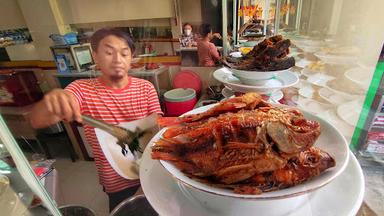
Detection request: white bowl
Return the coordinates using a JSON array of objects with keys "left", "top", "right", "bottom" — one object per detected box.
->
[
  {"left": 153, "top": 104, "right": 349, "bottom": 201},
  {"left": 228, "top": 67, "right": 289, "bottom": 86}
]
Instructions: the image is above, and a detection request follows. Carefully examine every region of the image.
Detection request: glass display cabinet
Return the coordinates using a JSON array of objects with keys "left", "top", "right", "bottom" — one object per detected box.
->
[{"left": 224, "top": 0, "right": 384, "bottom": 214}]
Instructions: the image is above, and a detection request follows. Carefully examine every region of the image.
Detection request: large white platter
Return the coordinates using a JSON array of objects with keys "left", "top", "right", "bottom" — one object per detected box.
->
[
  {"left": 153, "top": 104, "right": 349, "bottom": 200},
  {"left": 141, "top": 143, "right": 363, "bottom": 216}
]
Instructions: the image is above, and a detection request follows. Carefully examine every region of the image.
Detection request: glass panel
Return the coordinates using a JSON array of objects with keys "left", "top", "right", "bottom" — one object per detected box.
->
[{"left": 0, "top": 116, "right": 60, "bottom": 215}]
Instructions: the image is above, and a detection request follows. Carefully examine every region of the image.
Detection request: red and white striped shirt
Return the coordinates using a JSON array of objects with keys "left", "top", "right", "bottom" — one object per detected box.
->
[{"left": 65, "top": 77, "right": 162, "bottom": 193}]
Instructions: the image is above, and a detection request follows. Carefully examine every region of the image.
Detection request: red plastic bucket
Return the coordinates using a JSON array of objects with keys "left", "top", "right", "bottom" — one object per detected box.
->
[{"left": 164, "top": 88, "right": 197, "bottom": 116}]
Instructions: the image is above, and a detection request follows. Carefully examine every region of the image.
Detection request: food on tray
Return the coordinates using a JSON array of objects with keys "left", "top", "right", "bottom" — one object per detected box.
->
[
  {"left": 239, "top": 47, "right": 253, "bottom": 55},
  {"left": 308, "top": 61, "right": 325, "bottom": 71},
  {"left": 145, "top": 63, "right": 160, "bottom": 70},
  {"left": 223, "top": 35, "right": 295, "bottom": 71},
  {"left": 131, "top": 63, "right": 144, "bottom": 69},
  {"left": 152, "top": 93, "right": 335, "bottom": 194},
  {"left": 238, "top": 18, "right": 264, "bottom": 37}
]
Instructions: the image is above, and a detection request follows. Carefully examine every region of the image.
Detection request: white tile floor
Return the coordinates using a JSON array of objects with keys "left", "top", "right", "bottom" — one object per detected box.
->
[{"left": 54, "top": 158, "right": 109, "bottom": 216}]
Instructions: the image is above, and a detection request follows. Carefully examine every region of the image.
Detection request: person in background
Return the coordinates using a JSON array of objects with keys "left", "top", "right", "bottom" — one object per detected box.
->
[
  {"left": 179, "top": 23, "right": 197, "bottom": 47},
  {"left": 197, "top": 24, "right": 222, "bottom": 67},
  {"left": 28, "top": 28, "right": 162, "bottom": 212}
]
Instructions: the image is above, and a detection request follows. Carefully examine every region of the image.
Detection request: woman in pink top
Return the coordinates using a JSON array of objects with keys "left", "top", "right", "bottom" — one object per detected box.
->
[{"left": 197, "top": 24, "right": 222, "bottom": 67}]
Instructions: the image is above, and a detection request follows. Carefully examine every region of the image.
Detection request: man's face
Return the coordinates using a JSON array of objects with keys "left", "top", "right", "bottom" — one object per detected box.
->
[
  {"left": 93, "top": 35, "right": 132, "bottom": 81},
  {"left": 183, "top": 25, "right": 192, "bottom": 35}
]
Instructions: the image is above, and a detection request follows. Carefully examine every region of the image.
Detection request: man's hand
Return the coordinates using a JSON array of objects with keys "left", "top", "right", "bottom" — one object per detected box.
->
[
  {"left": 43, "top": 89, "right": 82, "bottom": 123},
  {"left": 213, "top": 33, "right": 222, "bottom": 39},
  {"left": 29, "top": 89, "right": 82, "bottom": 129}
]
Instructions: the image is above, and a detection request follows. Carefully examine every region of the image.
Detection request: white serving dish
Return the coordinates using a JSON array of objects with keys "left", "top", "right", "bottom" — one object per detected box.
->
[
  {"left": 228, "top": 67, "right": 290, "bottom": 86},
  {"left": 214, "top": 68, "right": 299, "bottom": 94},
  {"left": 151, "top": 104, "right": 349, "bottom": 200},
  {"left": 141, "top": 120, "right": 362, "bottom": 216}
]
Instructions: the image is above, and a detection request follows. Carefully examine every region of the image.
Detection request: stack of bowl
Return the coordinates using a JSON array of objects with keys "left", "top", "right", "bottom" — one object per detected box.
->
[
  {"left": 229, "top": 68, "right": 286, "bottom": 86},
  {"left": 164, "top": 88, "right": 197, "bottom": 116}
]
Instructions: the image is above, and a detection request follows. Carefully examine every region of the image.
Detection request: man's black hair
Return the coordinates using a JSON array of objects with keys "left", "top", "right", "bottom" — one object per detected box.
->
[
  {"left": 200, "top": 24, "right": 212, "bottom": 37},
  {"left": 90, "top": 27, "right": 135, "bottom": 53}
]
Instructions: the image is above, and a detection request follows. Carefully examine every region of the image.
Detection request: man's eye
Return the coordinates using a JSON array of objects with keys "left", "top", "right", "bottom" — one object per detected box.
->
[{"left": 106, "top": 51, "right": 113, "bottom": 55}]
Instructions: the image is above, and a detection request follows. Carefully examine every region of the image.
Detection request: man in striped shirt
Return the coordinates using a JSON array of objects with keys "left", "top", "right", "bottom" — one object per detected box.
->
[{"left": 29, "top": 28, "right": 162, "bottom": 211}]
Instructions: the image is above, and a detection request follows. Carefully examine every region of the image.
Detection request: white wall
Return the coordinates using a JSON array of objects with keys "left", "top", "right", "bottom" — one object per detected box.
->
[
  {"left": 180, "top": 0, "right": 203, "bottom": 26},
  {"left": 17, "top": 0, "right": 62, "bottom": 60},
  {"left": 5, "top": 43, "right": 39, "bottom": 60},
  {"left": 57, "top": 0, "right": 174, "bottom": 24},
  {"left": 0, "top": 0, "right": 26, "bottom": 30}
]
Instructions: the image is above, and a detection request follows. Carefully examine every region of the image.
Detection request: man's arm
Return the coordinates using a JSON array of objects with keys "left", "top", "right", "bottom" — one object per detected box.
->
[{"left": 28, "top": 89, "right": 82, "bottom": 129}]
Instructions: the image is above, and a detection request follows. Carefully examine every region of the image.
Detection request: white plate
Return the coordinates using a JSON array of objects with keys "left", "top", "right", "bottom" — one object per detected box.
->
[
  {"left": 221, "top": 87, "right": 284, "bottom": 103},
  {"left": 305, "top": 73, "right": 336, "bottom": 87},
  {"left": 316, "top": 109, "right": 355, "bottom": 142},
  {"left": 337, "top": 99, "right": 364, "bottom": 127},
  {"left": 214, "top": 68, "right": 299, "bottom": 94},
  {"left": 227, "top": 67, "right": 291, "bottom": 86},
  {"left": 298, "top": 83, "right": 315, "bottom": 98},
  {"left": 295, "top": 59, "right": 311, "bottom": 68},
  {"left": 221, "top": 87, "right": 234, "bottom": 99},
  {"left": 318, "top": 87, "right": 357, "bottom": 106},
  {"left": 94, "top": 113, "right": 158, "bottom": 179},
  {"left": 141, "top": 146, "right": 364, "bottom": 216},
  {"left": 150, "top": 104, "right": 349, "bottom": 200},
  {"left": 344, "top": 66, "right": 374, "bottom": 89},
  {"left": 296, "top": 97, "right": 334, "bottom": 115},
  {"left": 314, "top": 52, "right": 358, "bottom": 65}
]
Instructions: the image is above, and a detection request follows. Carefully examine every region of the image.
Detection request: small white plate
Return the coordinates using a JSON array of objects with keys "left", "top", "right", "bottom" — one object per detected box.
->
[
  {"left": 221, "top": 87, "right": 284, "bottom": 103},
  {"left": 314, "top": 52, "right": 358, "bottom": 65},
  {"left": 296, "top": 97, "right": 334, "bottom": 115},
  {"left": 344, "top": 66, "right": 374, "bottom": 89},
  {"left": 318, "top": 87, "right": 357, "bottom": 105},
  {"left": 295, "top": 59, "right": 311, "bottom": 68},
  {"left": 306, "top": 73, "right": 336, "bottom": 87},
  {"left": 229, "top": 52, "right": 243, "bottom": 58},
  {"left": 316, "top": 109, "right": 355, "bottom": 142},
  {"left": 337, "top": 99, "right": 364, "bottom": 127},
  {"left": 298, "top": 83, "right": 315, "bottom": 98},
  {"left": 214, "top": 68, "right": 299, "bottom": 94},
  {"left": 95, "top": 113, "right": 158, "bottom": 179},
  {"left": 221, "top": 87, "right": 234, "bottom": 99}
]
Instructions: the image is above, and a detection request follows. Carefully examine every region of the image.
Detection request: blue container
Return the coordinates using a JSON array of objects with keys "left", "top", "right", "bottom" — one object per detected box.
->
[
  {"left": 49, "top": 32, "right": 78, "bottom": 45},
  {"left": 64, "top": 33, "right": 78, "bottom": 44}
]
